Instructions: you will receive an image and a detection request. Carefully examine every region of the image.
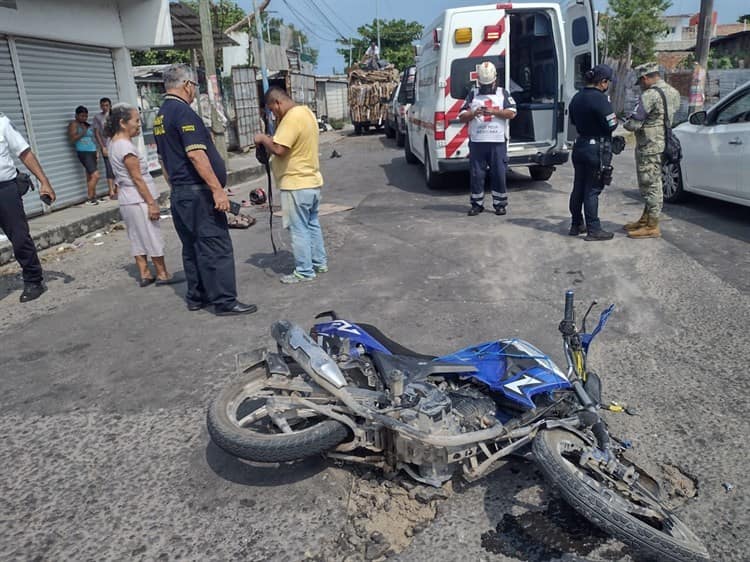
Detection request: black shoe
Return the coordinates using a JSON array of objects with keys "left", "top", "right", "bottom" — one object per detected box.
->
[
  {"left": 584, "top": 229, "right": 614, "bottom": 241},
  {"left": 215, "top": 302, "right": 259, "bottom": 316},
  {"left": 568, "top": 224, "right": 586, "bottom": 236},
  {"left": 467, "top": 206, "right": 484, "bottom": 216},
  {"left": 494, "top": 206, "right": 507, "bottom": 216},
  {"left": 20, "top": 282, "right": 47, "bottom": 303},
  {"left": 187, "top": 301, "right": 206, "bottom": 311}
]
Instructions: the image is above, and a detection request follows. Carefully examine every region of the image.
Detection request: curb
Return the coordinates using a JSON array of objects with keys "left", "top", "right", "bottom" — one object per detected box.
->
[{"left": 0, "top": 163, "right": 265, "bottom": 268}]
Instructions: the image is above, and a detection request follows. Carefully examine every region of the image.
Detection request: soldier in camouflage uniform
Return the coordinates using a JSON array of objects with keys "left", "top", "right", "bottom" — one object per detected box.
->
[{"left": 623, "top": 63, "right": 680, "bottom": 238}]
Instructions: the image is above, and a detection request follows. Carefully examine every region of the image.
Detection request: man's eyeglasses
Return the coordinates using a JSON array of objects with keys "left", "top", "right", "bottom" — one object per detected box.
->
[{"left": 185, "top": 80, "right": 198, "bottom": 88}]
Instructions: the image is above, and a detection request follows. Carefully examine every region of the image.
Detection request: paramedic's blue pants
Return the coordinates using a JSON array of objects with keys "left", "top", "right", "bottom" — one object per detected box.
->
[{"left": 469, "top": 141, "right": 508, "bottom": 209}]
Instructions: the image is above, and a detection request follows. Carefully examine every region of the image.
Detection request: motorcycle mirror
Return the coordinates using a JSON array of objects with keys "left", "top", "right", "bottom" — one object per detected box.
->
[{"left": 581, "top": 300, "right": 598, "bottom": 333}]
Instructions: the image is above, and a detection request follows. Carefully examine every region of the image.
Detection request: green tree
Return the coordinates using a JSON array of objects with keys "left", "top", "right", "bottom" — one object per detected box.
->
[
  {"left": 336, "top": 19, "right": 423, "bottom": 71},
  {"left": 599, "top": 0, "right": 672, "bottom": 66},
  {"left": 738, "top": 14, "right": 750, "bottom": 24}
]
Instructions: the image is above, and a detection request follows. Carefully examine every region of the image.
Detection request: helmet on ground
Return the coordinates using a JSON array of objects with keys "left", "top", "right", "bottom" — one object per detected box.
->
[
  {"left": 477, "top": 61, "right": 497, "bottom": 85},
  {"left": 250, "top": 188, "right": 267, "bottom": 205}
]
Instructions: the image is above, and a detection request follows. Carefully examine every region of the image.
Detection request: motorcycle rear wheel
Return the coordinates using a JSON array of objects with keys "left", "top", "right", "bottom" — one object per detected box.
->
[
  {"left": 533, "top": 429, "right": 710, "bottom": 562},
  {"left": 207, "top": 364, "right": 350, "bottom": 463}
]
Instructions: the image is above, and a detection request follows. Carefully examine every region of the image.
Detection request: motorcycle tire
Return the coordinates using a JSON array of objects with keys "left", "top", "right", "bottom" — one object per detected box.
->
[
  {"left": 533, "top": 429, "right": 709, "bottom": 562},
  {"left": 207, "top": 365, "right": 350, "bottom": 463}
]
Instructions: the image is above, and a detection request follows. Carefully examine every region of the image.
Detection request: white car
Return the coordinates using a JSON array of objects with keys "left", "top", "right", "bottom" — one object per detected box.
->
[{"left": 664, "top": 81, "right": 750, "bottom": 207}]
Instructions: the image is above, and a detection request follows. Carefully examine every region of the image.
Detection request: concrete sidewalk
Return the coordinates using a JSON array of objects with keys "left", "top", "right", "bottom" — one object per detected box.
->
[{"left": 0, "top": 130, "right": 345, "bottom": 266}]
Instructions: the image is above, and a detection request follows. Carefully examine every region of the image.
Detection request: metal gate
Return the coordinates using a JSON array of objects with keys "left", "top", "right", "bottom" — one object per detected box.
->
[
  {"left": 14, "top": 38, "right": 118, "bottom": 210},
  {"left": 0, "top": 36, "right": 39, "bottom": 216},
  {"left": 231, "top": 66, "right": 262, "bottom": 149},
  {"left": 290, "top": 73, "right": 317, "bottom": 114}
]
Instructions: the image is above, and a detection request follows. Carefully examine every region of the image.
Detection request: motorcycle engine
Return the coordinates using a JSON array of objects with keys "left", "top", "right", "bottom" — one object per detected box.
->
[{"left": 399, "top": 382, "right": 496, "bottom": 433}]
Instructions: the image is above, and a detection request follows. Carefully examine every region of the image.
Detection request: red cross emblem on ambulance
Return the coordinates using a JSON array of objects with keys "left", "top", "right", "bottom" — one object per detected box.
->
[{"left": 469, "top": 65, "right": 481, "bottom": 86}]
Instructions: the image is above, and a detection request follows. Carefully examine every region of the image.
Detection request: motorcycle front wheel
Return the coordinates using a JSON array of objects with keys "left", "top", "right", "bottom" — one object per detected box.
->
[
  {"left": 533, "top": 429, "right": 710, "bottom": 562},
  {"left": 207, "top": 364, "right": 350, "bottom": 463}
]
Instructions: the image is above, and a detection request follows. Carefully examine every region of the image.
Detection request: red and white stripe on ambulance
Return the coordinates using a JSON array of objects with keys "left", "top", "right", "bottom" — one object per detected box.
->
[{"left": 436, "top": 7, "right": 509, "bottom": 160}]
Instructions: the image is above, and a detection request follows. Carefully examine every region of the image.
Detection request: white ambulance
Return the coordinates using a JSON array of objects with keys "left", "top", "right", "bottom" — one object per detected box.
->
[{"left": 401, "top": 1, "right": 597, "bottom": 188}]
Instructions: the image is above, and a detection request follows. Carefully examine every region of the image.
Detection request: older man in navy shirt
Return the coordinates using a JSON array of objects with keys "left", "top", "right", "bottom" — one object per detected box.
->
[{"left": 154, "top": 64, "right": 256, "bottom": 316}]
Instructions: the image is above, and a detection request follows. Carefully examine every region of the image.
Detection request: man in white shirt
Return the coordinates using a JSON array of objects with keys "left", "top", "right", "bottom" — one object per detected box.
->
[
  {"left": 459, "top": 61, "right": 517, "bottom": 216},
  {"left": 0, "top": 113, "right": 56, "bottom": 302},
  {"left": 363, "top": 40, "right": 379, "bottom": 69}
]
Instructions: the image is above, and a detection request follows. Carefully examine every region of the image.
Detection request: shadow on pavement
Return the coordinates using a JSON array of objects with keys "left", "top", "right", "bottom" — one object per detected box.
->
[
  {"left": 0, "top": 269, "right": 75, "bottom": 302},
  {"left": 477, "top": 457, "right": 630, "bottom": 561},
  {"left": 247, "top": 250, "right": 295, "bottom": 275},
  {"left": 382, "top": 157, "right": 557, "bottom": 198},
  {"left": 204, "top": 441, "right": 328, "bottom": 486}
]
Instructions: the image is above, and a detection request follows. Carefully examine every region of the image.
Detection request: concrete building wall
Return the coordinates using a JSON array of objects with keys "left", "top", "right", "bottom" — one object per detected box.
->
[{"left": 0, "top": 0, "right": 171, "bottom": 49}]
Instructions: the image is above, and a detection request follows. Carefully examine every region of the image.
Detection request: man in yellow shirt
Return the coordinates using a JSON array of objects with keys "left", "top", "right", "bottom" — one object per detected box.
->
[{"left": 254, "top": 88, "right": 328, "bottom": 283}]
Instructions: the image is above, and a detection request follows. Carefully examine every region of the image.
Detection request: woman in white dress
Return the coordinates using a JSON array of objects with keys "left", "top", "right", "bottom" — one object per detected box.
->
[{"left": 106, "top": 103, "right": 178, "bottom": 286}]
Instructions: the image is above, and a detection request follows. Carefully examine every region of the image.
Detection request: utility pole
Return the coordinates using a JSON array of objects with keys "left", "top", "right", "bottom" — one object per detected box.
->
[
  {"left": 349, "top": 39, "right": 352, "bottom": 70},
  {"left": 689, "top": 0, "right": 714, "bottom": 113},
  {"left": 199, "top": 0, "right": 228, "bottom": 162},
  {"left": 376, "top": 0, "right": 380, "bottom": 53},
  {"left": 252, "top": 0, "right": 273, "bottom": 133}
]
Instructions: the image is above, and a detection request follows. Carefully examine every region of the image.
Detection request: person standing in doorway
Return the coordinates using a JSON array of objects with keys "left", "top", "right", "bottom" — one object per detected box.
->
[
  {"left": 68, "top": 105, "right": 100, "bottom": 205},
  {"left": 623, "top": 63, "right": 680, "bottom": 239},
  {"left": 0, "top": 112, "right": 56, "bottom": 302},
  {"left": 568, "top": 64, "right": 618, "bottom": 241},
  {"left": 93, "top": 97, "right": 117, "bottom": 200},
  {"left": 154, "top": 63, "right": 256, "bottom": 316},
  {"left": 254, "top": 87, "right": 328, "bottom": 284},
  {"left": 459, "top": 61, "right": 517, "bottom": 217}
]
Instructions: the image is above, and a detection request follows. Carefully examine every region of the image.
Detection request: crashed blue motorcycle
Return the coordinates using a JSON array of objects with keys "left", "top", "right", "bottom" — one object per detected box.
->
[{"left": 207, "top": 291, "right": 709, "bottom": 561}]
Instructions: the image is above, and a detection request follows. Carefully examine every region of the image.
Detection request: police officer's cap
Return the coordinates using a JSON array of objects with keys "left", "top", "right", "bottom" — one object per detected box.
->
[
  {"left": 634, "top": 62, "right": 660, "bottom": 84},
  {"left": 586, "top": 64, "right": 614, "bottom": 83}
]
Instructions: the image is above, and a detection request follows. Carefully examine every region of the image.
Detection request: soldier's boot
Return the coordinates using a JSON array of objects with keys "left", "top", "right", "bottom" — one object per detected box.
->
[
  {"left": 623, "top": 207, "right": 648, "bottom": 232},
  {"left": 627, "top": 216, "right": 661, "bottom": 239}
]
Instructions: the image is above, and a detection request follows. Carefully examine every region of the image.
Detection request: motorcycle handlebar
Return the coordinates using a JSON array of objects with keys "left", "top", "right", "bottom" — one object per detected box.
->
[{"left": 564, "top": 290, "right": 575, "bottom": 323}]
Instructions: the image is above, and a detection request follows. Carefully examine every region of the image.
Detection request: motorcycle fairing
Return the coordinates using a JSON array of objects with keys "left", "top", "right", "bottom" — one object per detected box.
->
[
  {"left": 313, "top": 320, "right": 393, "bottom": 356},
  {"left": 314, "top": 322, "right": 571, "bottom": 410},
  {"left": 436, "top": 339, "right": 571, "bottom": 409}
]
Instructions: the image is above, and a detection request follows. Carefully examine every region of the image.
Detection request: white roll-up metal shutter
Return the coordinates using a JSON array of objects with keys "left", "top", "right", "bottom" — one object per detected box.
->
[
  {"left": 0, "top": 36, "right": 41, "bottom": 216},
  {"left": 14, "top": 38, "right": 118, "bottom": 209},
  {"left": 325, "top": 82, "right": 347, "bottom": 121}
]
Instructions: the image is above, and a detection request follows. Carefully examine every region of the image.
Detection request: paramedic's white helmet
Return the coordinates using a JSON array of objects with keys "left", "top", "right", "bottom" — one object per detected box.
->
[{"left": 477, "top": 62, "right": 497, "bottom": 85}]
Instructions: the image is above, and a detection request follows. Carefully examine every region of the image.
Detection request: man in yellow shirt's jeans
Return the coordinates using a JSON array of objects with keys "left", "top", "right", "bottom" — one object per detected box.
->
[{"left": 254, "top": 88, "right": 328, "bottom": 283}]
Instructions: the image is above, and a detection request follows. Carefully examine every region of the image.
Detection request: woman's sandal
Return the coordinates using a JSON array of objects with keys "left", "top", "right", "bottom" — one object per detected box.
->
[{"left": 139, "top": 277, "right": 155, "bottom": 287}]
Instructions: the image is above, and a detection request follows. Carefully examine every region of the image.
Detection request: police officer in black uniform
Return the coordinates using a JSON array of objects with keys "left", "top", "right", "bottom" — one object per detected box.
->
[
  {"left": 568, "top": 64, "right": 618, "bottom": 241},
  {"left": 154, "top": 64, "right": 256, "bottom": 315},
  {"left": 0, "top": 112, "right": 56, "bottom": 302}
]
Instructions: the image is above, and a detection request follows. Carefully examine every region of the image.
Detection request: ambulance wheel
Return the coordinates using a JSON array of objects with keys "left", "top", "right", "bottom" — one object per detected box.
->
[
  {"left": 529, "top": 166, "right": 554, "bottom": 181},
  {"left": 424, "top": 141, "right": 443, "bottom": 190}
]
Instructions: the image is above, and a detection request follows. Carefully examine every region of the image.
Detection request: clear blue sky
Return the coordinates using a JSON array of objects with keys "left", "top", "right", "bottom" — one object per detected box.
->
[{"left": 235, "top": 0, "right": 747, "bottom": 74}]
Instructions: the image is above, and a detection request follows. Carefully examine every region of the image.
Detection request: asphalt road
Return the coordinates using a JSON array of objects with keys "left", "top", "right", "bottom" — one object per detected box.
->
[{"left": 1, "top": 129, "right": 748, "bottom": 561}]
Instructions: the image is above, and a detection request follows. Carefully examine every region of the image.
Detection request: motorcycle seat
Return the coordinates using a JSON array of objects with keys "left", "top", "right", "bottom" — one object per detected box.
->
[
  {"left": 371, "top": 351, "right": 479, "bottom": 388},
  {"left": 356, "top": 323, "right": 437, "bottom": 360}
]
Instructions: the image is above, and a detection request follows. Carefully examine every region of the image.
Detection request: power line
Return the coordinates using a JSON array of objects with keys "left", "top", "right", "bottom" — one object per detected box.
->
[
  {"left": 280, "top": 0, "right": 339, "bottom": 42},
  {"left": 299, "top": 0, "right": 348, "bottom": 39},
  {"left": 317, "top": 0, "right": 356, "bottom": 36}
]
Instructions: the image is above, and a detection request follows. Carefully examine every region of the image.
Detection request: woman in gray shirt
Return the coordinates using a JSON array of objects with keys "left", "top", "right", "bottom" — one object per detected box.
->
[{"left": 106, "top": 103, "right": 179, "bottom": 286}]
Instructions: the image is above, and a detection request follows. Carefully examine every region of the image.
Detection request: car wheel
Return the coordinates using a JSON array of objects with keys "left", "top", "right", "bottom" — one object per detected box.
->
[
  {"left": 424, "top": 141, "right": 443, "bottom": 190},
  {"left": 662, "top": 161, "right": 685, "bottom": 203},
  {"left": 396, "top": 130, "right": 405, "bottom": 147},
  {"left": 385, "top": 123, "right": 396, "bottom": 139}
]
